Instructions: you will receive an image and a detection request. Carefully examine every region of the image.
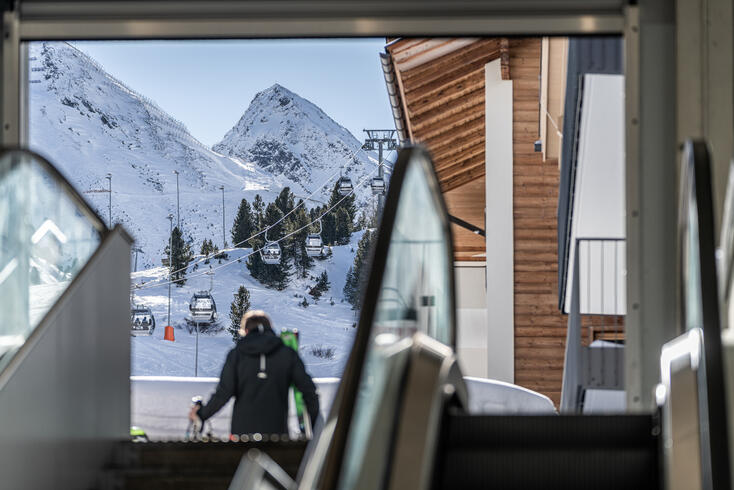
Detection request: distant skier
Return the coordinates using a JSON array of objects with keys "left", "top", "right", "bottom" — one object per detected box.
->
[{"left": 189, "top": 310, "right": 319, "bottom": 436}]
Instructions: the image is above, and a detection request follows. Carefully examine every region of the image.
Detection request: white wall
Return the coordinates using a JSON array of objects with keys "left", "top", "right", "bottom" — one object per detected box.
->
[
  {"left": 455, "top": 262, "right": 488, "bottom": 377},
  {"left": 485, "top": 59, "right": 514, "bottom": 383},
  {"left": 564, "top": 74, "right": 626, "bottom": 315}
]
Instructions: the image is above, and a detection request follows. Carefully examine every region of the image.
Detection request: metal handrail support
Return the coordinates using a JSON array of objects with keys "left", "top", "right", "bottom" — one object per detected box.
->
[{"left": 561, "top": 239, "right": 583, "bottom": 412}]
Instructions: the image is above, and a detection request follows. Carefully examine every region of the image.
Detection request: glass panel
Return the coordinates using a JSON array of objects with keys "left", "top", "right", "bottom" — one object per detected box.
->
[
  {"left": 338, "top": 149, "right": 453, "bottom": 489},
  {"left": 0, "top": 151, "right": 102, "bottom": 372},
  {"left": 684, "top": 181, "right": 704, "bottom": 331},
  {"left": 374, "top": 156, "right": 452, "bottom": 345}
]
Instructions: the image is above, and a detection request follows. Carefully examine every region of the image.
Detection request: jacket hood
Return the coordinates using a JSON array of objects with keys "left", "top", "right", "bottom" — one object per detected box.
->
[{"left": 237, "top": 329, "right": 283, "bottom": 355}]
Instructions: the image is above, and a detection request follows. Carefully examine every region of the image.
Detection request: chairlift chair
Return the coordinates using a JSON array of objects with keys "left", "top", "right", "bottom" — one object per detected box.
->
[
  {"left": 261, "top": 227, "right": 282, "bottom": 265},
  {"left": 338, "top": 176, "right": 354, "bottom": 196},
  {"left": 305, "top": 220, "right": 324, "bottom": 257},
  {"left": 189, "top": 291, "right": 217, "bottom": 324},
  {"left": 371, "top": 176, "right": 386, "bottom": 195},
  {"left": 305, "top": 234, "right": 324, "bottom": 257},
  {"left": 130, "top": 306, "right": 156, "bottom": 336},
  {"left": 262, "top": 242, "right": 282, "bottom": 264}
]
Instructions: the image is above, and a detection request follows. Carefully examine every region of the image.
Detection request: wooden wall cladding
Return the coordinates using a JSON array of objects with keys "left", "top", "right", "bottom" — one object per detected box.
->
[{"left": 510, "top": 38, "right": 567, "bottom": 406}]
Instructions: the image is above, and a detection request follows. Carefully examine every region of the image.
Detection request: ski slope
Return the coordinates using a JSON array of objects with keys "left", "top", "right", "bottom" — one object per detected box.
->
[{"left": 131, "top": 231, "right": 364, "bottom": 379}]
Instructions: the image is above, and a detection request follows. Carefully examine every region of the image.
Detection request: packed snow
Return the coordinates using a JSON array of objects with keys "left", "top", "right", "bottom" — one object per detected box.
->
[{"left": 130, "top": 233, "right": 363, "bottom": 378}]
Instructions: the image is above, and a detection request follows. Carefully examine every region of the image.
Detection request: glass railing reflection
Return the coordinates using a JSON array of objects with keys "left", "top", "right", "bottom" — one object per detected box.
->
[{"left": 0, "top": 150, "right": 103, "bottom": 371}]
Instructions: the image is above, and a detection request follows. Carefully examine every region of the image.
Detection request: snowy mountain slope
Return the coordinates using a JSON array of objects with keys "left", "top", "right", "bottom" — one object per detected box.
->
[
  {"left": 213, "top": 83, "right": 381, "bottom": 207},
  {"left": 28, "top": 42, "right": 381, "bottom": 270}
]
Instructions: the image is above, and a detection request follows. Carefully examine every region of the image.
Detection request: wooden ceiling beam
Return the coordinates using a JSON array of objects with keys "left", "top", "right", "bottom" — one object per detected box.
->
[
  {"left": 437, "top": 152, "right": 485, "bottom": 182},
  {"left": 410, "top": 89, "right": 484, "bottom": 129},
  {"left": 408, "top": 66, "right": 485, "bottom": 110},
  {"left": 408, "top": 81, "right": 484, "bottom": 119},
  {"left": 429, "top": 122, "right": 484, "bottom": 161},
  {"left": 441, "top": 162, "right": 486, "bottom": 193},
  {"left": 413, "top": 105, "right": 483, "bottom": 142},
  {"left": 400, "top": 39, "right": 499, "bottom": 92},
  {"left": 422, "top": 114, "right": 484, "bottom": 151}
]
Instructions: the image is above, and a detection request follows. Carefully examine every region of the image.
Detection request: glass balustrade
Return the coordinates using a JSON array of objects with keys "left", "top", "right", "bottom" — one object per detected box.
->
[
  {"left": 0, "top": 150, "right": 104, "bottom": 372},
  {"left": 336, "top": 146, "right": 455, "bottom": 489}
]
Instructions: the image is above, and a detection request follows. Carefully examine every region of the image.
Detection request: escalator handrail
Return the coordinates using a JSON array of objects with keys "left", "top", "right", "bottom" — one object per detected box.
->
[
  {"left": 677, "top": 139, "right": 731, "bottom": 490},
  {"left": 314, "top": 145, "right": 457, "bottom": 490}
]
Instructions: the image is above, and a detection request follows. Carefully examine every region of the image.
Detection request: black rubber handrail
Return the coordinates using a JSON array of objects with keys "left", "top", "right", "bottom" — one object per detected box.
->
[{"left": 677, "top": 139, "right": 731, "bottom": 490}]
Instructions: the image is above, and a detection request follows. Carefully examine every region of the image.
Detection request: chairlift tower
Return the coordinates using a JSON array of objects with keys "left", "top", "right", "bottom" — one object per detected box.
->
[
  {"left": 362, "top": 129, "right": 398, "bottom": 216},
  {"left": 83, "top": 172, "right": 113, "bottom": 229},
  {"left": 132, "top": 246, "right": 143, "bottom": 272},
  {"left": 166, "top": 214, "right": 174, "bottom": 328}
]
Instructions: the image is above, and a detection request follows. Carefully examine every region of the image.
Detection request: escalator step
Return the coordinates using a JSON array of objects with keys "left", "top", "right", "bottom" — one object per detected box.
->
[
  {"left": 445, "top": 414, "right": 658, "bottom": 449},
  {"left": 101, "top": 440, "right": 307, "bottom": 489},
  {"left": 436, "top": 414, "right": 661, "bottom": 490}
]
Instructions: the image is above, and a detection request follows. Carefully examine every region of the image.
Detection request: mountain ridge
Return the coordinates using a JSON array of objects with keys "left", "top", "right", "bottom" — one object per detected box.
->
[{"left": 28, "top": 42, "right": 381, "bottom": 269}]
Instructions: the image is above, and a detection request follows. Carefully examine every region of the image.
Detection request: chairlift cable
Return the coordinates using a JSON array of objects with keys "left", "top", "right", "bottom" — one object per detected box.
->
[
  {"left": 134, "top": 163, "right": 381, "bottom": 290},
  {"left": 144, "top": 145, "right": 368, "bottom": 283}
]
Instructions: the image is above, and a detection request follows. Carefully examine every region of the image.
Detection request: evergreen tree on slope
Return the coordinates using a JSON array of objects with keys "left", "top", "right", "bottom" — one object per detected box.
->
[
  {"left": 228, "top": 285, "right": 251, "bottom": 342},
  {"left": 231, "top": 198, "right": 255, "bottom": 248},
  {"left": 165, "top": 226, "right": 193, "bottom": 286}
]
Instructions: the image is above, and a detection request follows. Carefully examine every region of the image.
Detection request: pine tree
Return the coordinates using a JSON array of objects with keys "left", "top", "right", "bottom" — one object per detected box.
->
[
  {"left": 200, "top": 238, "right": 213, "bottom": 256},
  {"left": 165, "top": 226, "right": 193, "bottom": 286},
  {"left": 231, "top": 198, "right": 254, "bottom": 248},
  {"left": 309, "top": 271, "right": 331, "bottom": 301},
  {"left": 290, "top": 205, "right": 313, "bottom": 278},
  {"left": 335, "top": 207, "right": 352, "bottom": 245},
  {"left": 274, "top": 187, "right": 295, "bottom": 217},
  {"left": 343, "top": 266, "right": 357, "bottom": 306},
  {"left": 343, "top": 230, "right": 375, "bottom": 308},
  {"left": 228, "top": 285, "right": 251, "bottom": 342},
  {"left": 253, "top": 194, "right": 265, "bottom": 230},
  {"left": 322, "top": 211, "right": 337, "bottom": 246},
  {"left": 328, "top": 179, "right": 357, "bottom": 222}
]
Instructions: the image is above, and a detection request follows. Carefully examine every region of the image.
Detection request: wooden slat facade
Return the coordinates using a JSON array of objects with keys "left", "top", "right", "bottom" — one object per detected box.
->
[
  {"left": 387, "top": 38, "right": 496, "bottom": 262},
  {"left": 509, "top": 39, "right": 566, "bottom": 406},
  {"left": 386, "top": 37, "right": 568, "bottom": 405}
]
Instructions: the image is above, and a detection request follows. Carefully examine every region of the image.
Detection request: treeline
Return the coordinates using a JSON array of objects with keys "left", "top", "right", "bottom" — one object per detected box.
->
[{"left": 230, "top": 181, "right": 357, "bottom": 290}]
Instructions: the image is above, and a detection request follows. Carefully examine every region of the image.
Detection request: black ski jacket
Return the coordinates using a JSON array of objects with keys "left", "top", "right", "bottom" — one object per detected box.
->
[{"left": 197, "top": 328, "right": 319, "bottom": 435}]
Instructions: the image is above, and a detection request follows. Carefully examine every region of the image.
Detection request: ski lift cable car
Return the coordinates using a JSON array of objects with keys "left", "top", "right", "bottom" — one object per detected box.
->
[
  {"left": 261, "top": 226, "right": 282, "bottom": 265},
  {"left": 338, "top": 175, "right": 353, "bottom": 197},
  {"left": 305, "top": 219, "right": 324, "bottom": 257},
  {"left": 371, "top": 175, "right": 386, "bottom": 195},
  {"left": 130, "top": 305, "right": 156, "bottom": 336},
  {"left": 188, "top": 290, "right": 217, "bottom": 324}
]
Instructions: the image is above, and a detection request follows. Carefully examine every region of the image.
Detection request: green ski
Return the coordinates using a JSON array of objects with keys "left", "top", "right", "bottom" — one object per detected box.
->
[{"left": 280, "top": 328, "right": 307, "bottom": 433}]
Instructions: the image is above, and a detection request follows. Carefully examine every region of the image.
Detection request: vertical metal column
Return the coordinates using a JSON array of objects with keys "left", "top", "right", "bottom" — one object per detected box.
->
[
  {"left": 220, "top": 185, "right": 225, "bottom": 248},
  {"left": 174, "top": 170, "right": 180, "bottom": 228},
  {"left": 377, "top": 142, "right": 384, "bottom": 215},
  {"left": 105, "top": 173, "right": 112, "bottom": 228},
  {"left": 167, "top": 214, "right": 173, "bottom": 327},
  {"left": 625, "top": 2, "right": 679, "bottom": 411},
  {"left": 1, "top": 10, "right": 19, "bottom": 147}
]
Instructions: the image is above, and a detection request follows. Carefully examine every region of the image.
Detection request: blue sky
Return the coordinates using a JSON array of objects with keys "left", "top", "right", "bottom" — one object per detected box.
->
[{"left": 73, "top": 39, "right": 395, "bottom": 147}]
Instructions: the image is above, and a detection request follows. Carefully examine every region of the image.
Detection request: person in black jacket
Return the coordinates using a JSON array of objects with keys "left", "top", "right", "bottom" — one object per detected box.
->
[{"left": 189, "top": 310, "right": 319, "bottom": 435}]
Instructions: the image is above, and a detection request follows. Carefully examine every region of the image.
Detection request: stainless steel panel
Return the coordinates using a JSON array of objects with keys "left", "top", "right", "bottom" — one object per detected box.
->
[{"left": 0, "top": 228, "right": 131, "bottom": 489}]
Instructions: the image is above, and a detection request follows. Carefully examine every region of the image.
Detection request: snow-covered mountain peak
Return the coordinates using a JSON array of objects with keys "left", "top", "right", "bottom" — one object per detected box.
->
[{"left": 213, "top": 84, "right": 377, "bottom": 200}]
